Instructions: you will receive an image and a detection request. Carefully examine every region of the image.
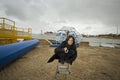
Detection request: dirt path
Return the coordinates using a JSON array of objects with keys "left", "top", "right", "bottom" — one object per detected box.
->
[{"left": 0, "top": 44, "right": 120, "bottom": 80}]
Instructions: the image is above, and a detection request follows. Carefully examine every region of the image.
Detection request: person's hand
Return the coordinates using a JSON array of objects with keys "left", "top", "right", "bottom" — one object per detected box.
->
[
  {"left": 64, "top": 47, "right": 69, "bottom": 53},
  {"left": 64, "top": 47, "right": 67, "bottom": 52}
]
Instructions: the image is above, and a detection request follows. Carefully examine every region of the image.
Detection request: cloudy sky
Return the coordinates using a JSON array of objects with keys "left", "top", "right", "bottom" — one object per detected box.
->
[{"left": 0, "top": 0, "right": 120, "bottom": 35}]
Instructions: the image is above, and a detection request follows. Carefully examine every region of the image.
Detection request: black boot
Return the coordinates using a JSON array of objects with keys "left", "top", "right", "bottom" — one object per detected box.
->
[
  {"left": 65, "top": 60, "right": 72, "bottom": 65},
  {"left": 47, "top": 55, "right": 55, "bottom": 63},
  {"left": 59, "top": 59, "right": 64, "bottom": 64}
]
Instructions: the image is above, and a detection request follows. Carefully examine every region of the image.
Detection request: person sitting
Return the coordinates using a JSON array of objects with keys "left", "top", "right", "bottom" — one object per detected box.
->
[{"left": 47, "top": 35, "right": 77, "bottom": 65}]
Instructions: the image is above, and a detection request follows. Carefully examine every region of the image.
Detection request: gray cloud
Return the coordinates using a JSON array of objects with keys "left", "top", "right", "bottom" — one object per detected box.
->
[
  {"left": 1, "top": 0, "right": 47, "bottom": 20},
  {"left": 47, "top": 0, "right": 120, "bottom": 26},
  {"left": 0, "top": 0, "right": 120, "bottom": 34}
]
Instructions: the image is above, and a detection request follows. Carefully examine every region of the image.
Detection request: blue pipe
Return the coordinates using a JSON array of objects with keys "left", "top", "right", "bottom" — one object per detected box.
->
[{"left": 0, "top": 39, "right": 39, "bottom": 69}]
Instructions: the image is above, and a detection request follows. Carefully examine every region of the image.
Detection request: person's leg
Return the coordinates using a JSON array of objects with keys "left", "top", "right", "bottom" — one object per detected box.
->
[
  {"left": 47, "top": 54, "right": 56, "bottom": 63},
  {"left": 57, "top": 53, "right": 66, "bottom": 64},
  {"left": 65, "top": 50, "right": 75, "bottom": 64}
]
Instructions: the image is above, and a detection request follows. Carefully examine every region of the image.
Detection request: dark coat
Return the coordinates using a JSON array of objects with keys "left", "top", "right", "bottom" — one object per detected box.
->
[{"left": 48, "top": 41, "right": 77, "bottom": 64}]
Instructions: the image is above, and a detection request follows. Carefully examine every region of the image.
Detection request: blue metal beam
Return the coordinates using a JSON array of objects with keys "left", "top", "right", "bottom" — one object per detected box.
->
[{"left": 0, "top": 39, "right": 39, "bottom": 69}]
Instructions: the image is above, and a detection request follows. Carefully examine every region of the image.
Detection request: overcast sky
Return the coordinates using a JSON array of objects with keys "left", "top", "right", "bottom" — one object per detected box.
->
[{"left": 0, "top": 0, "right": 120, "bottom": 35}]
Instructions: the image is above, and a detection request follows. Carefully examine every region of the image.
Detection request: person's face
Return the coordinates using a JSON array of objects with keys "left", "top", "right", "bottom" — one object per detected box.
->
[{"left": 67, "top": 38, "right": 73, "bottom": 45}]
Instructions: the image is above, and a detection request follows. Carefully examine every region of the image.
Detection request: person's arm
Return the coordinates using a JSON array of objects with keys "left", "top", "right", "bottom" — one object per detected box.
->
[
  {"left": 73, "top": 48, "right": 77, "bottom": 61},
  {"left": 69, "top": 46, "right": 77, "bottom": 61},
  {"left": 55, "top": 46, "right": 64, "bottom": 53},
  {"left": 54, "top": 41, "right": 66, "bottom": 53}
]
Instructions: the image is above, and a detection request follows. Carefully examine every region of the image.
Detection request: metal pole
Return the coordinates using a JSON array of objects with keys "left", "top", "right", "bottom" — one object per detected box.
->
[
  {"left": 117, "top": 26, "right": 118, "bottom": 36},
  {"left": 3, "top": 18, "right": 5, "bottom": 29}
]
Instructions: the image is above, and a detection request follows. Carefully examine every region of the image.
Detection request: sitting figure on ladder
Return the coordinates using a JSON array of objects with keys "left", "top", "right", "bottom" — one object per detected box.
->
[
  {"left": 47, "top": 35, "right": 77, "bottom": 65},
  {"left": 47, "top": 35, "right": 77, "bottom": 80}
]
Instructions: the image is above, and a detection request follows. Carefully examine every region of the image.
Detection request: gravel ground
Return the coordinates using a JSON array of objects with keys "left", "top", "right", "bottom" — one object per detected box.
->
[{"left": 0, "top": 44, "right": 120, "bottom": 80}]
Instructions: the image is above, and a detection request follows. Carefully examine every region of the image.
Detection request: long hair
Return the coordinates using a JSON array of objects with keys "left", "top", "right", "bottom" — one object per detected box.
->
[{"left": 65, "top": 35, "right": 75, "bottom": 49}]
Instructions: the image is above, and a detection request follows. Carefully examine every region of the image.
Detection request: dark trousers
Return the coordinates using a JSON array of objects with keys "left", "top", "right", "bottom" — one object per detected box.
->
[{"left": 55, "top": 50, "right": 75, "bottom": 62}]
